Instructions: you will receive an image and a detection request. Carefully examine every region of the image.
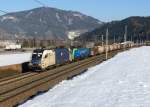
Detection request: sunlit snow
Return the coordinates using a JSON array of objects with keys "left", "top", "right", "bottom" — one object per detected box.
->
[
  {"left": 0, "top": 53, "right": 31, "bottom": 66},
  {"left": 19, "top": 46, "right": 150, "bottom": 107}
]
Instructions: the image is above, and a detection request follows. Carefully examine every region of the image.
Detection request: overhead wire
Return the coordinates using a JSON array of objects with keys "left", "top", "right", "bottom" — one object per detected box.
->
[
  {"left": 33, "top": 0, "right": 47, "bottom": 7},
  {"left": 0, "top": 9, "right": 8, "bottom": 14}
]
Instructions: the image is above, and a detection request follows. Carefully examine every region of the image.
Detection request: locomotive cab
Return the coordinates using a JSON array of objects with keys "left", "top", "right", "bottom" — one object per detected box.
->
[{"left": 30, "top": 49, "right": 55, "bottom": 71}]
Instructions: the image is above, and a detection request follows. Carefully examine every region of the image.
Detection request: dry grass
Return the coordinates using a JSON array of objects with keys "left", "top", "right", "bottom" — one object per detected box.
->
[{"left": 0, "top": 64, "right": 22, "bottom": 79}]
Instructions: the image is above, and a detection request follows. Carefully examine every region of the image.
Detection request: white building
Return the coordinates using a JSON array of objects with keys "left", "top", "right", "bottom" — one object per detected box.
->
[
  {"left": 0, "top": 40, "right": 18, "bottom": 48},
  {"left": 68, "top": 31, "right": 81, "bottom": 40}
]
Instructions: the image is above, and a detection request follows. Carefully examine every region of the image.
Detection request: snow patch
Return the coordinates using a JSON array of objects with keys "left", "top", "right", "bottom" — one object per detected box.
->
[
  {"left": 0, "top": 53, "right": 32, "bottom": 66},
  {"left": 56, "top": 13, "right": 62, "bottom": 22},
  {"left": 98, "top": 21, "right": 103, "bottom": 24},
  {"left": 67, "top": 30, "right": 81, "bottom": 40},
  {"left": 39, "top": 18, "right": 42, "bottom": 22},
  {"left": 68, "top": 18, "right": 73, "bottom": 25},
  {"left": 1, "top": 16, "right": 18, "bottom": 22},
  {"left": 25, "top": 11, "right": 33, "bottom": 18},
  {"left": 19, "top": 46, "right": 150, "bottom": 107},
  {"left": 73, "top": 13, "right": 83, "bottom": 19}
]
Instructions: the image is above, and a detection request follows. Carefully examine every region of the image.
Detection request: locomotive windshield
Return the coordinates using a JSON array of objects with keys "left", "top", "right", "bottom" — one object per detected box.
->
[
  {"left": 32, "top": 53, "right": 42, "bottom": 59},
  {"left": 32, "top": 49, "right": 44, "bottom": 60}
]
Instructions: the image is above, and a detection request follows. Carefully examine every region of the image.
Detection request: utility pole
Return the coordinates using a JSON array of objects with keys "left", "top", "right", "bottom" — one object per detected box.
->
[
  {"left": 113, "top": 35, "right": 116, "bottom": 43},
  {"left": 0, "top": 10, "right": 8, "bottom": 14},
  {"left": 106, "top": 28, "right": 109, "bottom": 60},
  {"left": 131, "top": 35, "right": 132, "bottom": 42},
  {"left": 124, "top": 25, "right": 127, "bottom": 50},
  {"left": 136, "top": 39, "right": 139, "bottom": 46},
  {"left": 98, "top": 35, "right": 101, "bottom": 44},
  {"left": 101, "top": 35, "right": 104, "bottom": 46}
]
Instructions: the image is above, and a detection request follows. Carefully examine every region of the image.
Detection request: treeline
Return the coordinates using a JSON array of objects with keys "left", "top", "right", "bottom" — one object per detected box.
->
[
  {"left": 76, "top": 16, "right": 150, "bottom": 43},
  {"left": 21, "top": 39, "right": 71, "bottom": 48}
]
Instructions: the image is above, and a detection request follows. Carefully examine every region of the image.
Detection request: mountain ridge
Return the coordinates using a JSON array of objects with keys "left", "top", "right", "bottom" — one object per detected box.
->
[
  {"left": 76, "top": 16, "right": 150, "bottom": 43},
  {"left": 0, "top": 7, "right": 103, "bottom": 40}
]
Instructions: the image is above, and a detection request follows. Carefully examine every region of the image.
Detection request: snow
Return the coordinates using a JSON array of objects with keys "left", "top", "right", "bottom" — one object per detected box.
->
[
  {"left": 56, "top": 13, "right": 62, "bottom": 22},
  {"left": 25, "top": 11, "right": 33, "bottom": 18},
  {"left": 73, "top": 13, "right": 83, "bottom": 19},
  {"left": 0, "top": 52, "right": 31, "bottom": 67},
  {"left": 67, "top": 31, "right": 81, "bottom": 40},
  {"left": 98, "top": 21, "right": 104, "bottom": 25},
  {"left": 39, "top": 18, "right": 42, "bottom": 22},
  {"left": 19, "top": 46, "right": 150, "bottom": 107},
  {"left": 68, "top": 18, "right": 73, "bottom": 25},
  {"left": 1, "top": 16, "right": 18, "bottom": 22}
]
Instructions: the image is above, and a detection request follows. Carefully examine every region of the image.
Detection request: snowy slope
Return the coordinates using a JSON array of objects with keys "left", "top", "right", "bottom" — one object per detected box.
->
[
  {"left": 0, "top": 53, "right": 32, "bottom": 67},
  {"left": 19, "top": 46, "right": 150, "bottom": 107}
]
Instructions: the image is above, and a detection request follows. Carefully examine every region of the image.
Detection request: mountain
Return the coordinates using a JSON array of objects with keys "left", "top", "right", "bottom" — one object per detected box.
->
[
  {"left": 76, "top": 16, "right": 150, "bottom": 43},
  {"left": 0, "top": 7, "right": 103, "bottom": 40}
]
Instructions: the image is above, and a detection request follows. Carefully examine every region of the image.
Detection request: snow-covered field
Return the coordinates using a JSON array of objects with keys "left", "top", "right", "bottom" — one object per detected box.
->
[
  {"left": 0, "top": 52, "right": 32, "bottom": 67},
  {"left": 19, "top": 46, "right": 150, "bottom": 107}
]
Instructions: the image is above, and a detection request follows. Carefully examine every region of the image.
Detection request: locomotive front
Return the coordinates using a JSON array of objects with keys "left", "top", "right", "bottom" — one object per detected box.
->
[{"left": 29, "top": 49, "right": 44, "bottom": 70}]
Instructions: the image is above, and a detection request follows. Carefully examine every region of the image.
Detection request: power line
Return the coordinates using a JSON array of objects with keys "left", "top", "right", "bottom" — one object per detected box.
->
[
  {"left": 34, "top": 0, "right": 46, "bottom": 7},
  {"left": 0, "top": 10, "right": 8, "bottom": 14}
]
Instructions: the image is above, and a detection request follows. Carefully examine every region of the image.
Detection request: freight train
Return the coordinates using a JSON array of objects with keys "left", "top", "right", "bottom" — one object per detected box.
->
[{"left": 29, "top": 42, "right": 135, "bottom": 71}]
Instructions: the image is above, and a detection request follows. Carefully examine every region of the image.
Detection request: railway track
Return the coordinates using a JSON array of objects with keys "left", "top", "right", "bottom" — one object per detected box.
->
[
  {"left": 0, "top": 72, "right": 35, "bottom": 83},
  {"left": 0, "top": 49, "right": 127, "bottom": 107}
]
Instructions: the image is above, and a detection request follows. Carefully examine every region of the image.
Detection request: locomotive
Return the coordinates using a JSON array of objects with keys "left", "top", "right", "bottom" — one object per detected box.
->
[{"left": 29, "top": 48, "right": 70, "bottom": 71}]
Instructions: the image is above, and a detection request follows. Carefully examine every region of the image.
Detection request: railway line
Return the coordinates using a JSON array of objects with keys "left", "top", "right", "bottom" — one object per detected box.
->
[
  {"left": 0, "top": 72, "right": 34, "bottom": 83},
  {"left": 0, "top": 48, "right": 134, "bottom": 107}
]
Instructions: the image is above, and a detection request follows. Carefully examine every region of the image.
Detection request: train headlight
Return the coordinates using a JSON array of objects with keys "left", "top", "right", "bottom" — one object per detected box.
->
[{"left": 29, "top": 62, "right": 33, "bottom": 66}]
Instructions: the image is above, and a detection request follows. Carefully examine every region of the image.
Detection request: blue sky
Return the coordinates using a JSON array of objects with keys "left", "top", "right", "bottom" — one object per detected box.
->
[{"left": 0, "top": 0, "right": 150, "bottom": 22}]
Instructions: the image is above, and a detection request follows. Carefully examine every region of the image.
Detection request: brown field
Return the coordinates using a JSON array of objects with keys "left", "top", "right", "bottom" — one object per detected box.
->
[{"left": 0, "top": 64, "right": 22, "bottom": 79}]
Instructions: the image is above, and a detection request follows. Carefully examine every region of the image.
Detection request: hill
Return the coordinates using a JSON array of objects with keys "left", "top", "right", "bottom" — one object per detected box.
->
[
  {"left": 76, "top": 16, "right": 150, "bottom": 43},
  {"left": 0, "top": 7, "right": 103, "bottom": 40}
]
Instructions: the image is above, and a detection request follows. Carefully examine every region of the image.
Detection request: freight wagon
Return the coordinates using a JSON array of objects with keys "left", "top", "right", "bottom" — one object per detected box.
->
[
  {"left": 121, "top": 41, "right": 134, "bottom": 48},
  {"left": 72, "top": 48, "right": 91, "bottom": 60},
  {"left": 55, "top": 48, "right": 70, "bottom": 65},
  {"left": 113, "top": 44, "right": 118, "bottom": 50},
  {"left": 97, "top": 46, "right": 105, "bottom": 54},
  {"left": 91, "top": 47, "right": 99, "bottom": 56}
]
